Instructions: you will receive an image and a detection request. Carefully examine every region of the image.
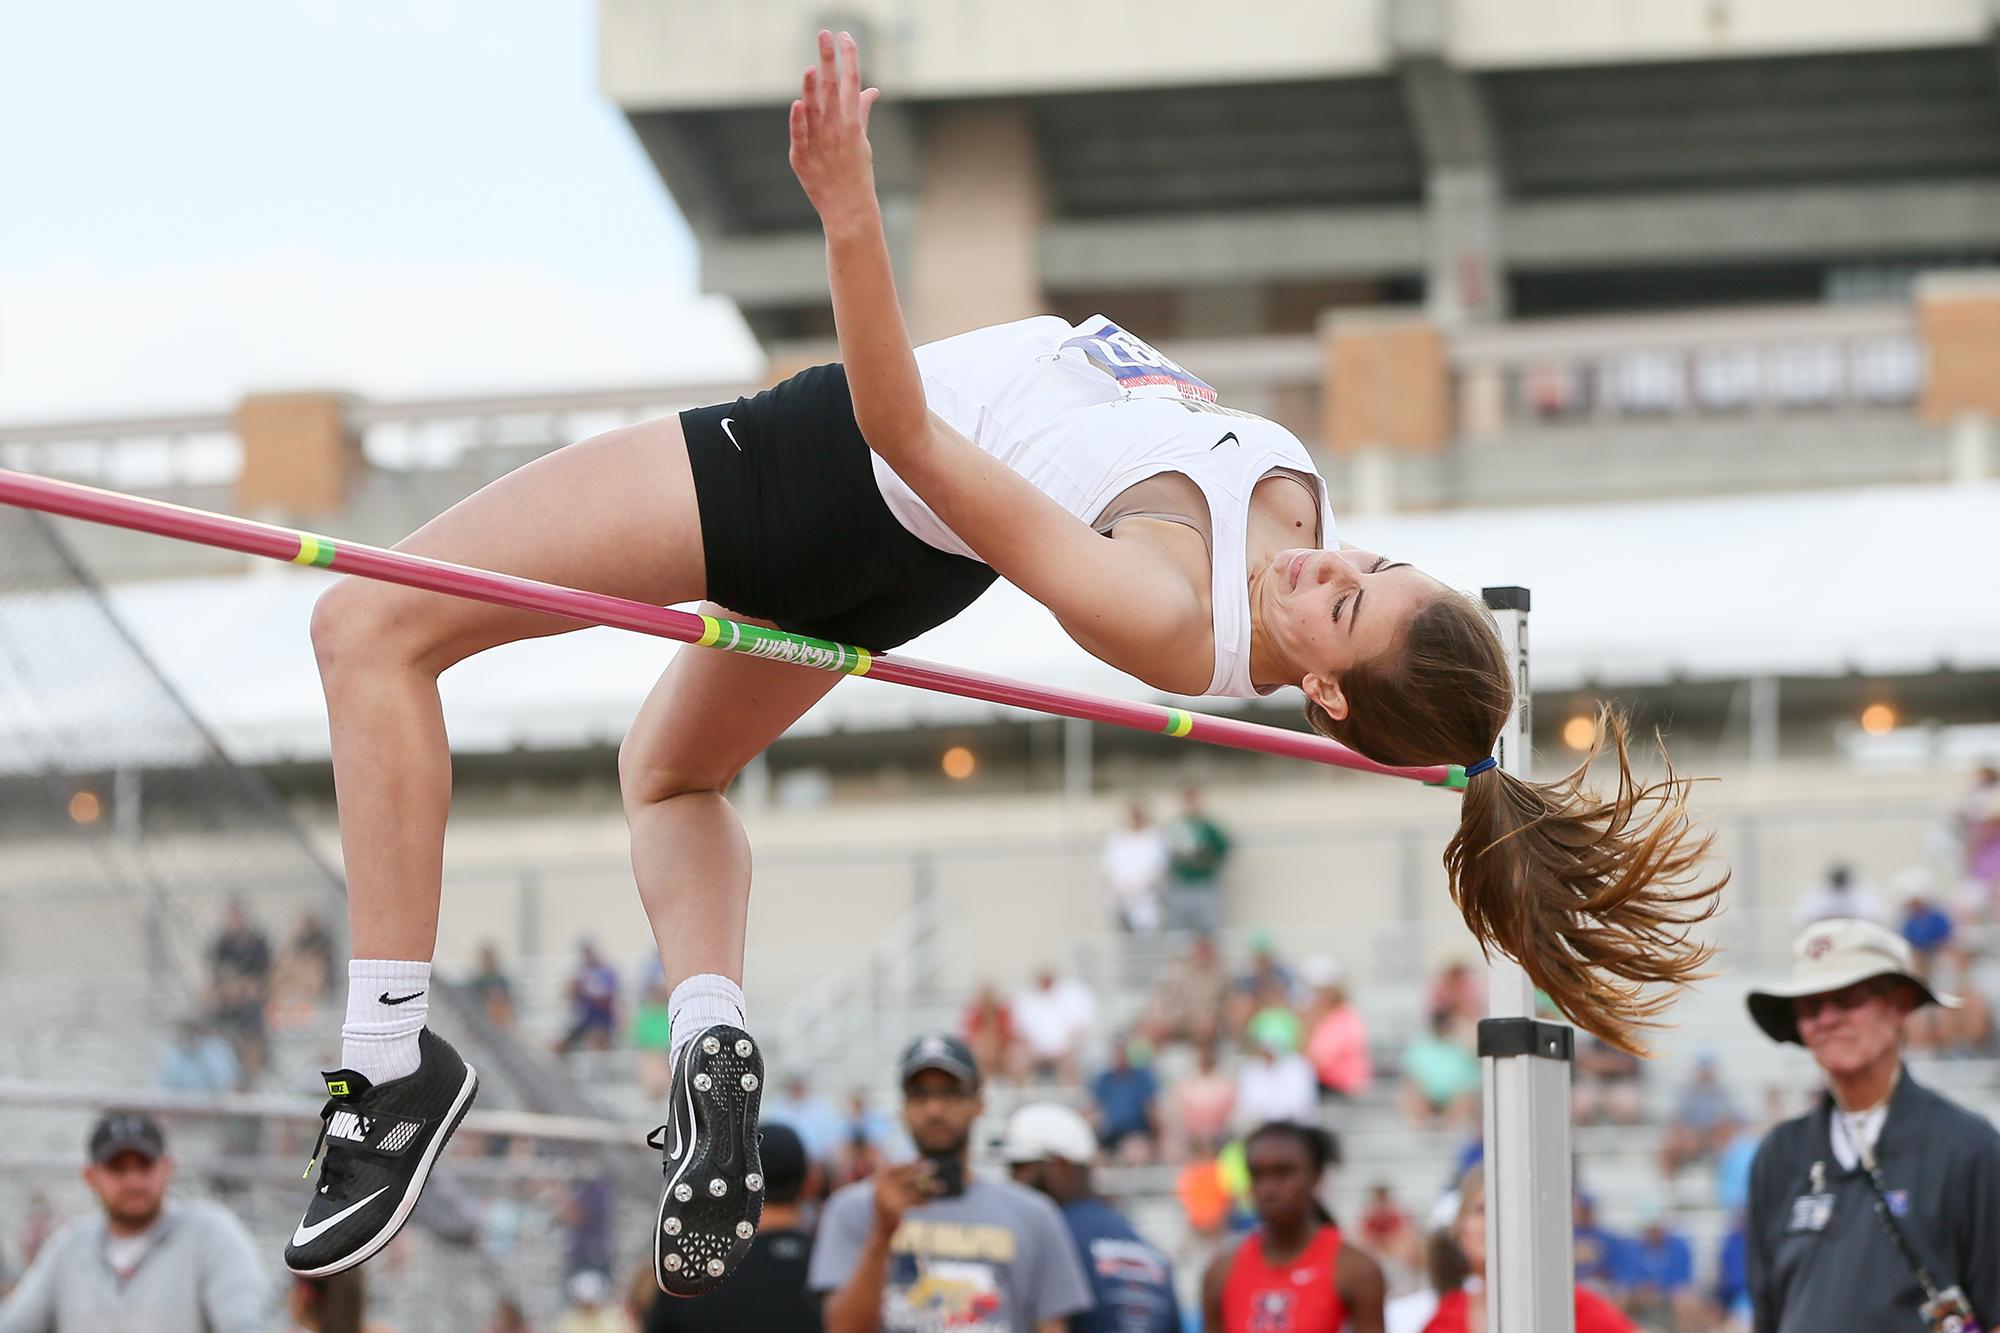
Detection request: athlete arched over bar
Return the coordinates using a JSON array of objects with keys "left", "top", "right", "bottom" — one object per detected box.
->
[{"left": 284, "top": 30, "right": 1724, "bottom": 1296}]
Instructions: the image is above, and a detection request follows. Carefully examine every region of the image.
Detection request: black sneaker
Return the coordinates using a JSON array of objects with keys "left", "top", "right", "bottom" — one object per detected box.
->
[
  {"left": 647, "top": 1024, "right": 765, "bottom": 1296},
  {"left": 284, "top": 1028, "right": 479, "bottom": 1278}
]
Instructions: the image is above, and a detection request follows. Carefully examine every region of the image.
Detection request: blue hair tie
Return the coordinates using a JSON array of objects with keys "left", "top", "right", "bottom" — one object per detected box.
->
[{"left": 1464, "top": 756, "right": 1498, "bottom": 777}]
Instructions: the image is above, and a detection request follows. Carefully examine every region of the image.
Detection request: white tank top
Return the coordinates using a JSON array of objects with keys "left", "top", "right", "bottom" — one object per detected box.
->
[{"left": 873, "top": 314, "right": 1336, "bottom": 699}]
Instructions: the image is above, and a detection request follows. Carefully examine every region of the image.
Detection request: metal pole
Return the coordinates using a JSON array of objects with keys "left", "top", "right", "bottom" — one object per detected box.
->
[
  {"left": 1062, "top": 716, "right": 1093, "bottom": 802},
  {"left": 911, "top": 851, "right": 939, "bottom": 999},
  {"left": 1749, "top": 674, "right": 1780, "bottom": 772},
  {"left": 516, "top": 870, "right": 542, "bottom": 972},
  {"left": 115, "top": 766, "right": 168, "bottom": 999},
  {"left": 1479, "top": 586, "right": 1575, "bottom": 1333}
]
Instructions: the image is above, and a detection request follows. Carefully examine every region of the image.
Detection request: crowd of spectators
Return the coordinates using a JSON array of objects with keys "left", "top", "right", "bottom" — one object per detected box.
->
[
  {"left": 1098, "top": 788, "right": 1235, "bottom": 943},
  {"left": 93, "top": 767, "right": 1998, "bottom": 1332},
  {"left": 152, "top": 899, "right": 341, "bottom": 1100},
  {"left": 896, "top": 774, "right": 2000, "bottom": 1332}
]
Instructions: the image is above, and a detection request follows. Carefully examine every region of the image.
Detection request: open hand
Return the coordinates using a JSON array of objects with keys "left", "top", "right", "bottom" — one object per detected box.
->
[{"left": 788, "top": 30, "right": 883, "bottom": 229}]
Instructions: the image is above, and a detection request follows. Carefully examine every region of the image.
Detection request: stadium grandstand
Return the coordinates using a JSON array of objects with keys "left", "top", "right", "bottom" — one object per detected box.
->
[{"left": 3, "top": 2, "right": 2000, "bottom": 1329}]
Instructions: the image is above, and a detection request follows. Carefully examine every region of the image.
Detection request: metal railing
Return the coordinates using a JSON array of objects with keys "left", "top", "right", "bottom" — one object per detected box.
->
[
  {"left": 2, "top": 298, "right": 1941, "bottom": 497},
  {"left": 1452, "top": 302, "right": 1924, "bottom": 441},
  {"left": 0, "top": 410, "right": 241, "bottom": 489},
  {"left": 0, "top": 379, "right": 759, "bottom": 491},
  {"left": 0, "top": 1079, "right": 651, "bottom": 1333}
]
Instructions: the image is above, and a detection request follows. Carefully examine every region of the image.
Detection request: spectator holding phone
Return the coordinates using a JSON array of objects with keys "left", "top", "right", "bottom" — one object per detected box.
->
[{"left": 814, "top": 1033, "right": 1092, "bottom": 1333}]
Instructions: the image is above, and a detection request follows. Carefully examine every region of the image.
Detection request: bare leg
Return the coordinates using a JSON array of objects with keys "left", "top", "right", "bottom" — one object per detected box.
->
[
  {"left": 309, "top": 418, "right": 709, "bottom": 961},
  {"left": 618, "top": 615, "right": 840, "bottom": 990}
]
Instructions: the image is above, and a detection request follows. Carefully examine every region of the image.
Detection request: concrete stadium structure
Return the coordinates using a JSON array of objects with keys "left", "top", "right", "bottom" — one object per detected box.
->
[{"left": 603, "top": 0, "right": 2000, "bottom": 341}]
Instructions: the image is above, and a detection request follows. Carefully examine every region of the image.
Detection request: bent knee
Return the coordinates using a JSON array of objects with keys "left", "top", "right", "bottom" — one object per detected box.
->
[
  {"left": 617, "top": 731, "right": 739, "bottom": 809},
  {"left": 310, "top": 577, "right": 450, "bottom": 680}
]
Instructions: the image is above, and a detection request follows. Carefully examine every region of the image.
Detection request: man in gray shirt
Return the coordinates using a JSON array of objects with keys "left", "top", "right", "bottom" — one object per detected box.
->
[
  {"left": 812, "top": 1033, "right": 1092, "bottom": 1333},
  {"left": 0, "top": 1110, "right": 268, "bottom": 1332}
]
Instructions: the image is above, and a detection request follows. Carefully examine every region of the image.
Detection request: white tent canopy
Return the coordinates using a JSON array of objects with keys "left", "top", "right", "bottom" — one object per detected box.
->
[{"left": 9, "top": 482, "right": 1994, "bottom": 765}]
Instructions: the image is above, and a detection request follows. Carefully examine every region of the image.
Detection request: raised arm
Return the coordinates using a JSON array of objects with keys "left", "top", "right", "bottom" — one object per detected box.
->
[
  {"left": 786, "top": 31, "right": 921, "bottom": 457},
  {"left": 788, "top": 32, "right": 1205, "bottom": 689}
]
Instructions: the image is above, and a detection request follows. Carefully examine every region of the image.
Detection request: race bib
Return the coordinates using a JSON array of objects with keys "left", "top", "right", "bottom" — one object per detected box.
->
[{"left": 1060, "top": 321, "right": 1218, "bottom": 404}]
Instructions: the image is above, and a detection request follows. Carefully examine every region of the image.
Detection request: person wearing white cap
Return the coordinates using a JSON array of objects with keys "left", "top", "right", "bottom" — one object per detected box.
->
[
  {"left": 553, "top": 1270, "right": 623, "bottom": 1333},
  {"left": 1743, "top": 917, "right": 2000, "bottom": 1332},
  {"left": 1001, "top": 1104, "right": 1178, "bottom": 1333}
]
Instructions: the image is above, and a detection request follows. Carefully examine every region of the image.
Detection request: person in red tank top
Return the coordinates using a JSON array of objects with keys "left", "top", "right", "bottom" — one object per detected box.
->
[
  {"left": 1201, "top": 1122, "right": 1385, "bottom": 1333},
  {"left": 1422, "top": 1167, "right": 1634, "bottom": 1333}
]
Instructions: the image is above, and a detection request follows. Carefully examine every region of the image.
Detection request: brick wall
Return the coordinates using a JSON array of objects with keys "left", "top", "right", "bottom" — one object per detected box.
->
[
  {"left": 234, "top": 393, "right": 360, "bottom": 516},
  {"left": 1916, "top": 272, "right": 2000, "bottom": 423},
  {"left": 1321, "top": 310, "right": 1451, "bottom": 455}
]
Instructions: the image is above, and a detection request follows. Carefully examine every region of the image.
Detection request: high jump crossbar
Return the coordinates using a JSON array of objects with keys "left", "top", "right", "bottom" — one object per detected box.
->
[{"left": 0, "top": 468, "right": 1462, "bottom": 787}]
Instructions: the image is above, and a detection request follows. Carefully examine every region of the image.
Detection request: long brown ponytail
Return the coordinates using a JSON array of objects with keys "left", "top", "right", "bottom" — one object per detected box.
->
[{"left": 1306, "top": 591, "right": 1725, "bottom": 1054}]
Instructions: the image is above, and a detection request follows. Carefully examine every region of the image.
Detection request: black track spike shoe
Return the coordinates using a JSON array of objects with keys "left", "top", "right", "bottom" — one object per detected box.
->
[
  {"left": 285, "top": 1028, "right": 479, "bottom": 1277},
  {"left": 648, "top": 1025, "right": 765, "bottom": 1296}
]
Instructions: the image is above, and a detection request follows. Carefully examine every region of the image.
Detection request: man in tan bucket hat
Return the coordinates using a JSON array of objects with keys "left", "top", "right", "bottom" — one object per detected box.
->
[{"left": 1743, "top": 917, "right": 2000, "bottom": 1332}]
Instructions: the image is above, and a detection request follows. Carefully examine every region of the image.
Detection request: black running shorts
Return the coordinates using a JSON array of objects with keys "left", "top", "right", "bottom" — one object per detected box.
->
[{"left": 679, "top": 363, "right": 997, "bottom": 650}]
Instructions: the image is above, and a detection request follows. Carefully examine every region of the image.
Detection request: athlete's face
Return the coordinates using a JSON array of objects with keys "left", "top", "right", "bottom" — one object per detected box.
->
[
  {"left": 1263, "top": 546, "right": 1440, "bottom": 714},
  {"left": 1245, "top": 1135, "right": 1320, "bottom": 1231}
]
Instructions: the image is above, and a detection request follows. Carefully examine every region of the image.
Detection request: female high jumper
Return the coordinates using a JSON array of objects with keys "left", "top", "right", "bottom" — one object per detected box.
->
[{"left": 285, "top": 31, "right": 1722, "bottom": 1297}]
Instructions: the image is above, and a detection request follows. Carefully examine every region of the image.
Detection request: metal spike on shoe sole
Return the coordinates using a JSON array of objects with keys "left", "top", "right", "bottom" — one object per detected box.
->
[{"left": 652, "top": 1024, "right": 764, "bottom": 1298}]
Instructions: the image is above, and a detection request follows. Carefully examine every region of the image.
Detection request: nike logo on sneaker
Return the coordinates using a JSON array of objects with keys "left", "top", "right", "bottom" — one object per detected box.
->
[
  {"left": 720, "top": 417, "right": 742, "bottom": 450},
  {"left": 327, "top": 1110, "right": 372, "bottom": 1143},
  {"left": 292, "top": 1187, "right": 391, "bottom": 1247},
  {"left": 379, "top": 991, "right": 424, "bottom": 1006}
]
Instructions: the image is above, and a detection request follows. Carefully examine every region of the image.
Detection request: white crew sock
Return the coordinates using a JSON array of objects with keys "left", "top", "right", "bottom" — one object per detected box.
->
[
  {"left": 341, "top": 959, "right": 432, "bottom": 1085},
  {"left": 667, "top": 973, "right": 747, "bottom": 1068}
]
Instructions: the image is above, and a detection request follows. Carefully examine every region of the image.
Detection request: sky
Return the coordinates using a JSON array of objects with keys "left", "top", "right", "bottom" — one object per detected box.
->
[{"left": 0, "top": 0, "right": 763, "bottom": 422}]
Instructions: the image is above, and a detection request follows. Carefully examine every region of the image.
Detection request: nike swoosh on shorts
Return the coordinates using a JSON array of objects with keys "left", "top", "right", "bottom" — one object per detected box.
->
[{"left": 720, "top": 417, "right": 742, "bottom": 450}]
